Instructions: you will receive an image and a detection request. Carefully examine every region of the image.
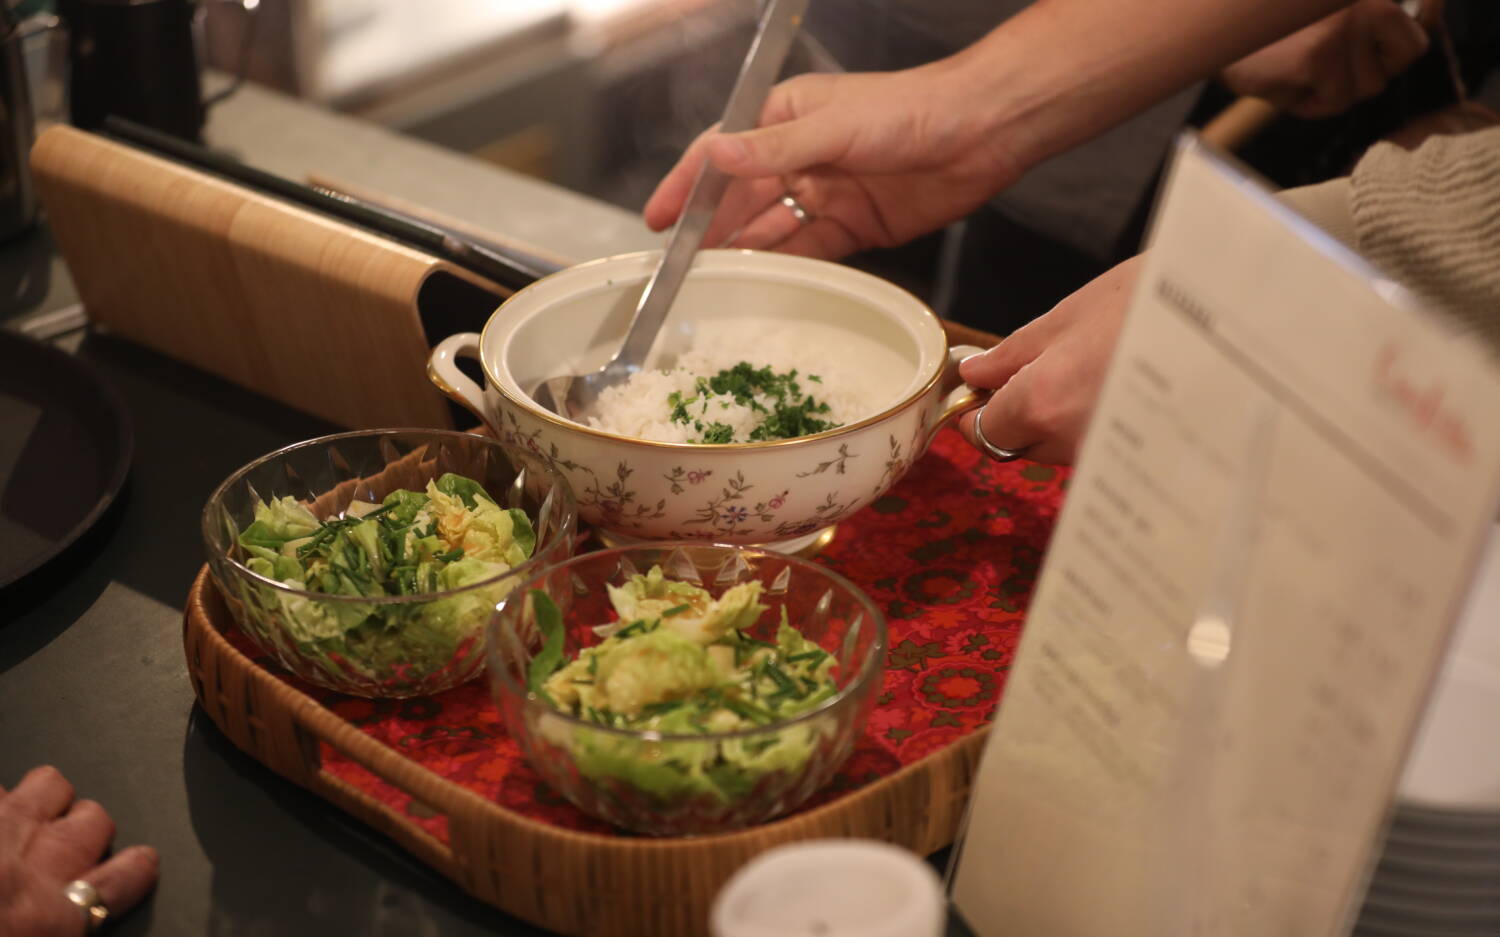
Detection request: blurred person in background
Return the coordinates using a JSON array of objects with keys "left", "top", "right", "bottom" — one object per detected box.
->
[{"left": 648, "top": 0, "right": 1493, "bottom": 334}]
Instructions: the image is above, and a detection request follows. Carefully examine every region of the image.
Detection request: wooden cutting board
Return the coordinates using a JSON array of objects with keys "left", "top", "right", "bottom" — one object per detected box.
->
[{"left": 30, "top": 125, "right": 510, "bottom": 430}]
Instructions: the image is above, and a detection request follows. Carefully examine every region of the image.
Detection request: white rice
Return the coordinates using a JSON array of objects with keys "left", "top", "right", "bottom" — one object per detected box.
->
[{"left": 585, "top": 320, "right": 887, "bottom": 443}]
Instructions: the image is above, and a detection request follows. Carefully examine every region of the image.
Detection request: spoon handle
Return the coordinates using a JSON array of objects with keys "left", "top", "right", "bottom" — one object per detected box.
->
[{"left": 613, "top": 0, "right": 810, "bottom": 372}]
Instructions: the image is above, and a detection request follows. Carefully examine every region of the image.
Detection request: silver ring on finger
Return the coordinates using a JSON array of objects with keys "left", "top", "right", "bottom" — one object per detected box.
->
[
  {"left": 780, "top": 192, "right": 814, "bottom": 226},
  {"left": 972, "top": 401, "right": 1028, "bottom": 463},
  {"left": 63, "top": 879, "right": 110, "bottom": 933}
]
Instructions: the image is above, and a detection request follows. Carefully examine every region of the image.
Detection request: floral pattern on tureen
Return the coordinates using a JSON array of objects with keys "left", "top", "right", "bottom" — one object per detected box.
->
[{"left": 495, "top": 401, "right": 945, "bottom": 546}]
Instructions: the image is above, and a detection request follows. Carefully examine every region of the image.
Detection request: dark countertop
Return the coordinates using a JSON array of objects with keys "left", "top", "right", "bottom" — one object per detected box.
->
[
  {"left": 0, "top": 225, "right": 558, "bottom": 937},
  {"left": 0, "top": 83, "right": 642, "bottom": 937},
  {"left": 0, "top": 88, "right": 967, "bottom": 937}
]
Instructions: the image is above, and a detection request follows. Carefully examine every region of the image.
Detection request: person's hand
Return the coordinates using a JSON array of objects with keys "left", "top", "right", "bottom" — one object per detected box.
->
[
  {"left": 1219, "top": 0, "right": 1439, "bottom": 119},
  {"left": 0, "top": 766, "right": 158, "bottom": 936},
  {"left": 642, "top": 64, "right": 1025, "bottom": 260},
  {"left": 958, "top": 255, "right": 1144, "bottom": 465}
]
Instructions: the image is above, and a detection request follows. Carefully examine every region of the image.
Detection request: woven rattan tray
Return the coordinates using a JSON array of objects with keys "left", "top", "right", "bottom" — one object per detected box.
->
[{"left": 183, "top": 567, "right": 989, "bottom": 937}]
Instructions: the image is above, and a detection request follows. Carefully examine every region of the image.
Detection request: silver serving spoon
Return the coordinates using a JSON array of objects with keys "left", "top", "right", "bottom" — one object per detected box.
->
[{"left": 532, "top": 0, "right": 810, "bottom": 420}]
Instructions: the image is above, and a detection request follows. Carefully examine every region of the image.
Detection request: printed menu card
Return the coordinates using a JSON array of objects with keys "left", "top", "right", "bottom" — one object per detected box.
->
[{"left": 949, "top": 137, "right": 1500, "bottom": 936}]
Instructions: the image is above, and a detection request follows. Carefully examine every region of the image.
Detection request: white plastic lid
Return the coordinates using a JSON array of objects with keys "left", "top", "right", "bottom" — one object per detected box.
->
[{"left": 710, "top": 839, "right": 946, "bottom": 937}]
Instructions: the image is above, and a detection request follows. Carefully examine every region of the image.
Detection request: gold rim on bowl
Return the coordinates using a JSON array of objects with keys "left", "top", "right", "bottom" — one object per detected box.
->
[{"left": 477, "top": 250, "right": 955, "bottom": 451}]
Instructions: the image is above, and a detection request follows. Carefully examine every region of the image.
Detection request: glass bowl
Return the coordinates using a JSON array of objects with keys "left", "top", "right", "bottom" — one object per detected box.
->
[
  {"left": 202, "top": 429, "right": 577, "bottom": 698},
  {"left": 488, "top": 543, "right": 887, "bottom": 836}
]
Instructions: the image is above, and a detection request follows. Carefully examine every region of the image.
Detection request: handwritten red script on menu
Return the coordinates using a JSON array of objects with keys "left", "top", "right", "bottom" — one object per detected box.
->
[{"left": 223, "top": 427, "right": 1068, "bottom": 839}]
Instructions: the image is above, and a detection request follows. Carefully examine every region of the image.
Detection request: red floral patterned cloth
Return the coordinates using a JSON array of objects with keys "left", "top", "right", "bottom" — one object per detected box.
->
[{"left": 221, "top": 427, "right": 1068, "bottom": 841}]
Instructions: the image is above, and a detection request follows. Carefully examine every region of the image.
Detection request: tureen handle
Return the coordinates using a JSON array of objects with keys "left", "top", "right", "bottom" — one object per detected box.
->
[
  {"left": 921, "top": 344, "right": 986, "bottom": 454},
  {"left": 427, "top": 333, "right": 492, "bottom": 429}
]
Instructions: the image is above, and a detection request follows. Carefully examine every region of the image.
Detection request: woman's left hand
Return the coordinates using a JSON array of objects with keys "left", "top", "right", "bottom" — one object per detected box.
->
[{"left": 959, "top": 255, "right": 1143, "bottom": 466}]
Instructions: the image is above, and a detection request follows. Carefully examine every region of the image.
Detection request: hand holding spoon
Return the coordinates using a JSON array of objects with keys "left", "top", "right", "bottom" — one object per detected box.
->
[{"left": 532, "top": 0, "right": 810, "bottom": 420}]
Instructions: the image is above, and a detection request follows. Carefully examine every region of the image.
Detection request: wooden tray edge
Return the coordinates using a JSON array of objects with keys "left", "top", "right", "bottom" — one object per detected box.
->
[{"left": 183, "top": 564, "right": 988, "bottom": 936}]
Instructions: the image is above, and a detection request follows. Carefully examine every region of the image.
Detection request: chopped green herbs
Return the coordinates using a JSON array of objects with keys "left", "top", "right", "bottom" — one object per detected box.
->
[
  {"left": 666, "top": 361, "right": 839, "bottom": 444},
  {"left": 699, "top": 422, "right": 735, "bottom": 444},
  {"left": 761, "top": 660, "right": 803, "bottom": 698},
  {"left": 785, "top": 649, "right": 828, "bottom": 664},
  {"left": 736, "top": 629, "right": 778, "bottom": 651},
  {"left": 615, "top": 619, "right": 657, "bottom": 639}
]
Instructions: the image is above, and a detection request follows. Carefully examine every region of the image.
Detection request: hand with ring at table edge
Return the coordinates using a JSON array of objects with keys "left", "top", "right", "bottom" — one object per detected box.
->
[
  {"left": 0, "top": 766, "right": 159, "bottom": 936},
  {"left": 958, "top": 255, "right": 1143, "bottom": 466},
  {"left": 644, "top": 0, "right": 1379, "bottom": 262}
]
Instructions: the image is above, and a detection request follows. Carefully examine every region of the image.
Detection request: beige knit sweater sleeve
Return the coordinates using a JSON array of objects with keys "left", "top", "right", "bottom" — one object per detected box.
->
[
  {"left": 1349, "top": 127, "right": 1500, "bottom": 338},
  {"left": 1273, "top": 127, "right": 1500, "bottom": 348},
  {"left": 1276, "top": 177, "right": 1357, "bottom": 249}
]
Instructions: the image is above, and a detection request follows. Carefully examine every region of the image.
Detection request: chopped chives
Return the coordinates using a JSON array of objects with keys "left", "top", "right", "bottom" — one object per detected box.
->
[
  {"left": 762, "top": 661, "right": 802, "bottom": 697},
  {"left": 615, "top": 620, "right": 650, "bottom": 638},
  {"left": 785, "top": 649, "right": 828, "bottom": 664},
  {"left": 763, "top": 688, "right": 797, "bottom": 707},
  {"left": 718, "top": 696, "right": 774, "bottom": 724}
]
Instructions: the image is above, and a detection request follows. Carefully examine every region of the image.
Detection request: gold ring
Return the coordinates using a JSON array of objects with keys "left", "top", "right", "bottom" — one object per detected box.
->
[
  {"left": 972, "top": 401, "right": 1028, "bottom": 462},
  {"left": 63, "top": 879, "right": 109, "bottom": 933},
  {"left": 780, "top": 193, "right": 813, "bottom": 226}
]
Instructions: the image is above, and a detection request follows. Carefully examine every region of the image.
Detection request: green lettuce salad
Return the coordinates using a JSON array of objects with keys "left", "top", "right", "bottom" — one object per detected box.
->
[
  {"left": 235, "top": 473, "right": 535, "bottom": 692},
  {"left": 527, "top": 566, "right": 838, "bottom": 807}
]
